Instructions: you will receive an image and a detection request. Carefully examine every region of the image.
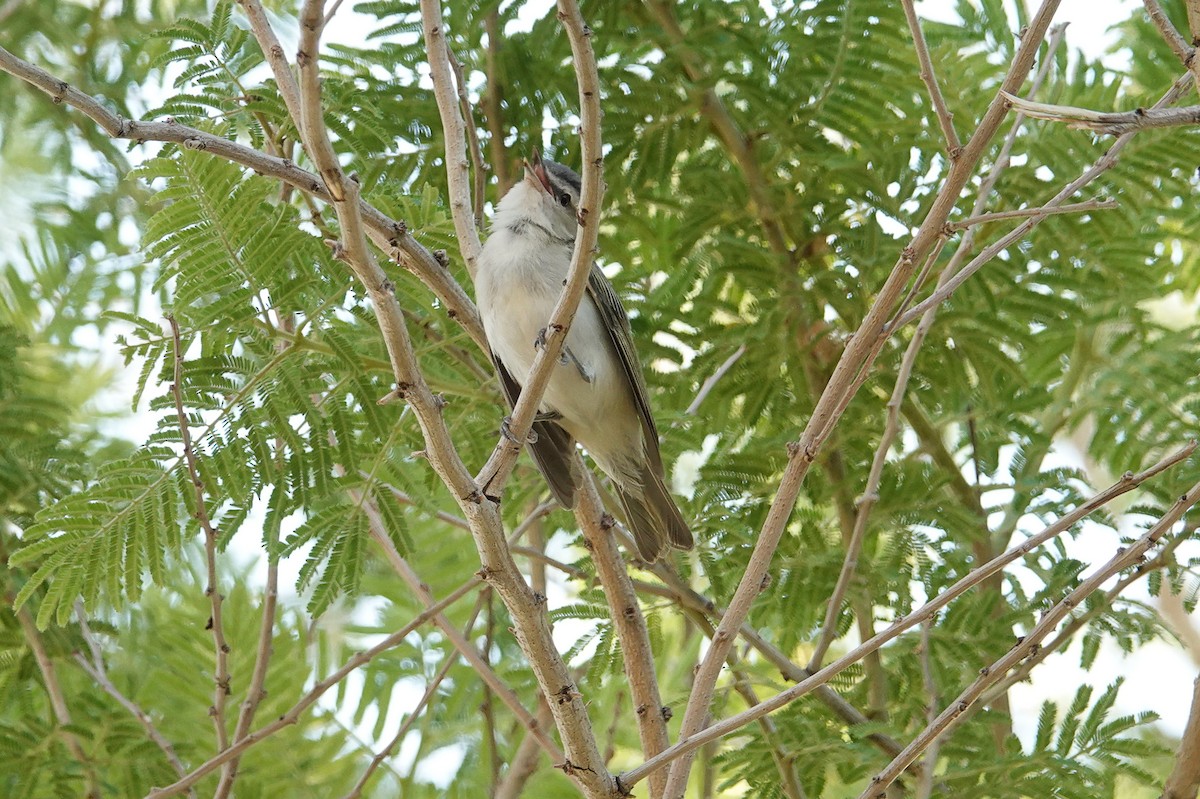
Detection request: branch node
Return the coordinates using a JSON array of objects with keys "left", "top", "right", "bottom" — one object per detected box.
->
[{"left": 433, "top": 249, "right": 450, "bottom": 267}]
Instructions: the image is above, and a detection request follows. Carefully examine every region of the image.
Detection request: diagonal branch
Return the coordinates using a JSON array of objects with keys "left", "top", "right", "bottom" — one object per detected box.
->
[
  {"left": 143, "top": 575, "right": 484, "bottom": 798},
  {"left": 73, "top": 608, "right": 192, "bottom": 796},
  {"left": 902, "top": 0, "right": 961, "bottom": 154},
  {"left": 618, "top": 441, "right": 1195, "bottom": 789},
  {"left": 859, "top": 478, "right": 1200, "bottom": 797},
  {"left": 1141, "top": 0, "right": 1200, "bottom": 92},
  {"left": 339, "top": 593, "right": 487, "bottom": 799},
  {"left": 661, "top": 3, "right": 1067, "bottom": 793},
  {"left": 12, "top": 599, "right": 100, "bottom": 798}
]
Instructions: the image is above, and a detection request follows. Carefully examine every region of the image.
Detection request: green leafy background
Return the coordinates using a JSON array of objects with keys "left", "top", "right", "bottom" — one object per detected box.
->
[{"left": 1, "top": 0, "right": 1198, "bottom": 796}]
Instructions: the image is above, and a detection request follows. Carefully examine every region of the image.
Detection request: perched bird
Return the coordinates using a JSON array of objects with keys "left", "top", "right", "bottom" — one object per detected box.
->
[{"left": 475, "top": 150, "right": 692, "bottom": 562}]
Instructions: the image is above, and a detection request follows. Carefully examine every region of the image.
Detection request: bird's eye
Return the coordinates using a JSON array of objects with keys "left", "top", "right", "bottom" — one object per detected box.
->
[{"left": 558, "top": 191, "right": 571, "bottom": 208}]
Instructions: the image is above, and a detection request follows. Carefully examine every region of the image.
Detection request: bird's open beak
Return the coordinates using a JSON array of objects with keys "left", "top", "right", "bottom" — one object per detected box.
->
[{"left": 523, "top": 148, "right": 554, "bottom": 196}]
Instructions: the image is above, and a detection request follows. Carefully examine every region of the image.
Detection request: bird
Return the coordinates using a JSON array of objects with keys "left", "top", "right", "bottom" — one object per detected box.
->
[{"left": 474, "top": 149, "right": 693, "bottom": 562}]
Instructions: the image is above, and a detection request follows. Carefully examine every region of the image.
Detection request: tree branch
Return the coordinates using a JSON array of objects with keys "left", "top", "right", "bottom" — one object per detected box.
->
[
  {"left": 420, "top": 0, "right": 484, "bottom": 278},
  {"left": 73, "top": 608, "right": 192, "bottom": 795},
  {"left": 576, "top": 477, "right": 670, "bottom": 797},
  {"left": 339, "top": 595, "right": 485, "bottom": 799},
  {"left": 167, "top": 314, "right": 231, "bottom": 754},
  {"left": 901, "top": 0, "right": 961, "bottom": 155},
  {"left": 662, "top": 3, "right": 1067, "bottom": 792},
  {"left": 947, "top": 197, "right": 1117, "bottom": 230},
  {"left": 619, "top": 441, "right": 1195, "bottom": 789},
  {"left": 1002, "top": 92, "right": 1200, "bottom": 134},
  {"left": 1141, "top": 0, "right": 1200, "bottom": 92},
  {"left": 143, "top": 575, "right": 483, "bottom": 798},
  {"left": 859, "top": 478, "right": 1200, "bottom": 797},
  {"left": 14, "top": 602, "right": 99, "bottom": 798}
]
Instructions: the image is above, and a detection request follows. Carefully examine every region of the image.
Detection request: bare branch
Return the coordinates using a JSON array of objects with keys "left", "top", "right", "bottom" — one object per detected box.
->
[
  {"left": 576, "top": 477, "right": 670, "bottom": 796},
  {"left": 13, "top": 602, "right": 100, "bottom": 798},
  {"left": 1163, "top": 676, "right": 1200, "bottom": 799},
  {"left": 144, "top": 576, "right": 484, "bottom": 798},
  {"left": 685, "top": 344, "right": 747, "bottom": 416},
  {"left": 1142, "top": 0, "right": 1200, "bottom": 92},
  {"left": 361, "top": 500, "right": 565, "bottom": 763},
  {"left": 1158, "top": 572, "right": 1200, "bottom": 799},
  {"left": 166, "top": 314, "right": 231, "bottom": 753},
  {"left": 448, "top": 46, "right": 488, "bottom": 228},
  {"left": 662, "top": 4, "right": 1067, "bottom": 792},
  {"left": 901, "top": 0, "right": 961, "bottom": 154},
  {"left": 619, "top": 441, "right": 1195, "bottom": 789},
  {"left": 916, "top": 620, "right": 940, "bottom": 799},
  {"left": 859, "top": 479, "right": 1200, "bottom": 797},
  {"left": 420, "top": 0, "right": 484, "bottom": 278},
  {"left": 495, "top": 701, "right": 555, "bottom": 799},
  {"left": 340, "top": 595, "right": 486, "bottom": 799},
  {"left": 73, "top": 609, "right": 191, "bottom": 794},
  {"left": 947, "top": 197, "right": 1118, "bottom": 230},
  {"left": 1002, "top": 91, "right": 1200, "bottom": 134}
]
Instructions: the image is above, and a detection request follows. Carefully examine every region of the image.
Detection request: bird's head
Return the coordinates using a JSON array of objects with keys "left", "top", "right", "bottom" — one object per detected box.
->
[{"left": 494, "top": 149, "right": 581, "bottom": 241}]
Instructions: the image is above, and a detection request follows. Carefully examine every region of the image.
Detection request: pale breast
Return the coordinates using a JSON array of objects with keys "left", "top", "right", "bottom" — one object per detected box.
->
[{"left": 476, "top": 231, "right": 644, "bottom": 480}]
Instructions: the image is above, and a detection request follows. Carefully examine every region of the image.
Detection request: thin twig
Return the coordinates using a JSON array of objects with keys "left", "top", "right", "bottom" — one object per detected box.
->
[
  {"left": 947, "top": 197, "right": 1117, "bottom": 230},
  {"left": 661, "top": 4, "right": 1067, "bottom": 793},
  {"left": 858, "top": 478, "right": 1200, "bottom": 797},
  {"left": 167, "top": 314, "right": 231, "bottom": 753},
  {"left": 495, "top": 701, "right": 555, "bottom": 799},
  {"left": 73, "top": 609, "right": 192, "bottom": 794},
  {"left": 340, "top": 594, "right": 487, "bottom": 799},
  {"left": 447, "top": 45, "right": 488, "bottom": 229},
  {"left": 143, "top": 576, "right": 484, "bottom": 799},
  {"left": 360, "top": 496, "right": 565, "bottom": 762},
  {"left": 916, "top": 620, "right": 939, "bottom": 799},
  {"left": 685, "top": 344, "right": 747, "bottom": 416},
  {"left": 1142, "top": 0, "right": 1200, "bottom": 92},
  {"left": 618, "top": 441, "right": 1195, "bottom": 789},
  {"left": 901, "top": 0, "right": 961, "bottom": 154},
  {"left": 420, "top": 0, "right": 484, "bottom": 278},
  {"left": 13, "top": 602, "right": 100, "bottom": 798},
  {"left": 1002, "top": 91, "right": 1200, "bottom": 134}
]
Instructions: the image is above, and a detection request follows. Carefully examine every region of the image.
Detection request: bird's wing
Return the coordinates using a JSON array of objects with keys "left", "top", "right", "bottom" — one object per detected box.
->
[
  {"left": 491, "top": 351, "right": 579, "bottom": 508},
  {"left": 586, "top": 264, "right": 665, "bottom": 474}
]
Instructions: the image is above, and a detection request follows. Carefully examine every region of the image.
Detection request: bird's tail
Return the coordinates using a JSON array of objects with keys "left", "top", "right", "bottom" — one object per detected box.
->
[{"left": 615, "top": 462, "right": 693, "bottom": 563}]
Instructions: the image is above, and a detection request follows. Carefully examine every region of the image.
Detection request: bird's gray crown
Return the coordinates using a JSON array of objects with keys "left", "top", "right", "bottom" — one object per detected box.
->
[{"left": 542, "top": 159, "right": 581, "bottom": 194}]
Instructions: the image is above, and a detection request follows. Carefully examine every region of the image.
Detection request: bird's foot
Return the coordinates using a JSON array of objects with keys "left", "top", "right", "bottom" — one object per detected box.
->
[{"left": 500, "top": 416, "right": 540, "bottom": 444}]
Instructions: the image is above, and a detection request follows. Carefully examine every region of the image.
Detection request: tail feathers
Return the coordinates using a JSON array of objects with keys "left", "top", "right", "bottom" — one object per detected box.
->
[{"left": 615, "top": 463, "right": 693, "bottom": 563}]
